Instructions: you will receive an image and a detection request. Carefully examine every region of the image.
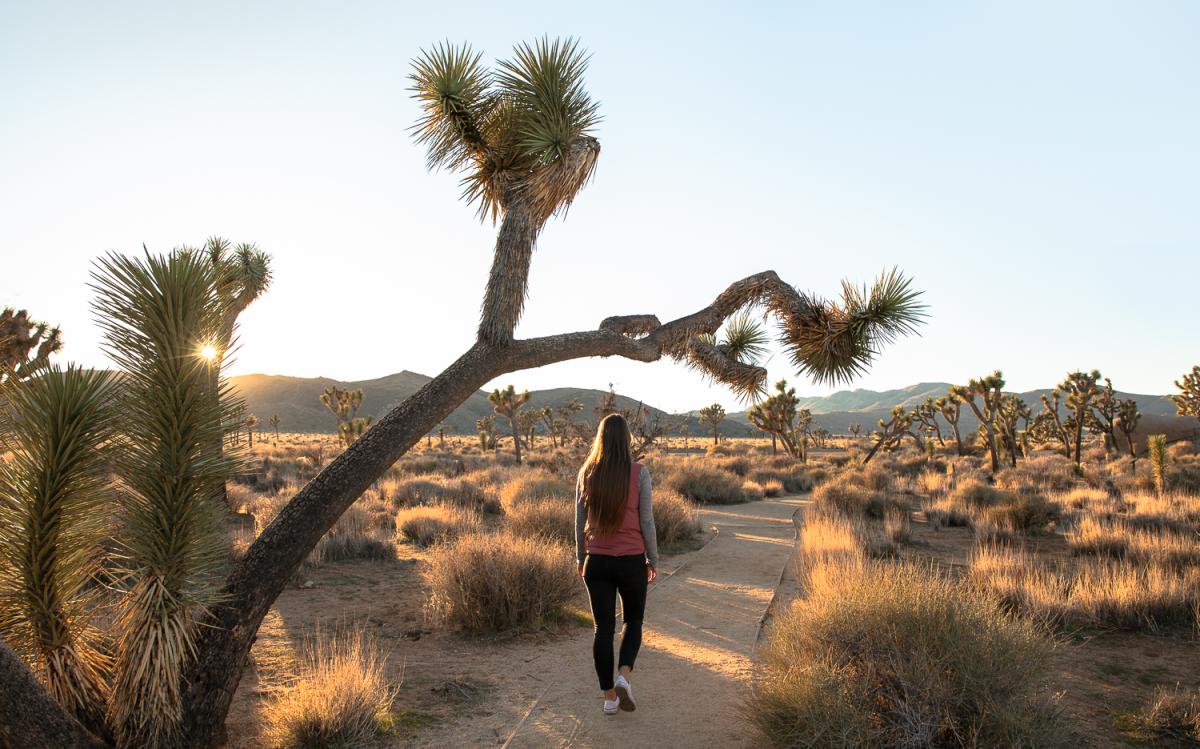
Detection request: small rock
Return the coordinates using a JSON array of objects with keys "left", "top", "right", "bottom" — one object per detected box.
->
[{"left": 299, "top": 580, "right": 315, "bottom": 589}]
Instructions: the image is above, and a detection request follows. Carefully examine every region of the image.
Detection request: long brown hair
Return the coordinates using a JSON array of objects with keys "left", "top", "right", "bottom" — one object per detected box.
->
[{"left": 579, "top": 413, "right": 633, "bottom": 537}]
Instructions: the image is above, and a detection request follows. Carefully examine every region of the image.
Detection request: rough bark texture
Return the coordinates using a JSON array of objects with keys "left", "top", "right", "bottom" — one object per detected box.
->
[
  {"left": 0, "top": 640, "right": 106, "bottom": 749},
  {"left": 478, "top": 202, "right": 537, "bottom": 344}
]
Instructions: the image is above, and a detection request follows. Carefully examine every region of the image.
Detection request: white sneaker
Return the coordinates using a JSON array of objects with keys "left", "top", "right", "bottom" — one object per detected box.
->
[
  {"left": 603, "top": 697, "right": 620, "bottom": 715},
  {"left": 614, "top": 675, "right": 636, "bottom": 712}
]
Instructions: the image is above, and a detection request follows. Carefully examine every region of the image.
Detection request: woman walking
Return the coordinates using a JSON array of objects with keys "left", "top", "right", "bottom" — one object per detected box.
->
[{"left": 575, "top": 413, "right": 659, "bottom": 715}]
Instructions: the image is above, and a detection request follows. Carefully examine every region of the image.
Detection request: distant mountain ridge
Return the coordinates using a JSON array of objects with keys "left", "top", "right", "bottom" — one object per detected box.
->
[{"left": 229, "top": 371, "right": 1189, "bottom": 438}]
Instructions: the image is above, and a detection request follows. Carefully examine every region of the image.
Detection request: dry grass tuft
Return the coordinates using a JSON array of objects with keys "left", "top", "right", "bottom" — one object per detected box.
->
[
  {"left": 660, "top": 462, "right": 751, "bottom": 504},
  {"left": 499, "top": 473, "right": 574, "bottom": 511},
  {"left": 394, "top": 506, "right": 478, "bottom": 547},
  {"left": 653, "top": 490, "right": 702, "bottom": 549},
  {"left": 263, "top": 628, "right": 396, "bottom": 749},
  {"left": 423, "top": 531, "right": 577, "bottom": 632},
  {"left": 970, "top": 544, "right": 1200, "bottom": 632},
  {"left": 505, "top": 497, "right": 574, "bottom": 544},
  {"left": 1129, "top": 686, "right": 1200, "bottom": 743},
  {"left": 749, "top": 556, "right": 1062, "bottom": 747}
]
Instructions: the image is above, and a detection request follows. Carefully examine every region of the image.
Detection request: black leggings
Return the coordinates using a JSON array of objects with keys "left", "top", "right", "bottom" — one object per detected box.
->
[{"left": 582, "top": 553, "right": 648, "bottom": 691}]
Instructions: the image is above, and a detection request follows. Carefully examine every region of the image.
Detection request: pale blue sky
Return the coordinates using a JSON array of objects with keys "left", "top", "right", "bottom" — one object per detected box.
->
[{"left": 2, "top": 1, "right": 1197, "bottom": 412}]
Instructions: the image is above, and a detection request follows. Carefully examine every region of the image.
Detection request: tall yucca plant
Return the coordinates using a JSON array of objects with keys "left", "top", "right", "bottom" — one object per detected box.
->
[
  {"left": 90, "top": 250, "right": 241, "bottom": 747},
  {"left": 0, "top": 365, "right": 117, "bottom": 737}
]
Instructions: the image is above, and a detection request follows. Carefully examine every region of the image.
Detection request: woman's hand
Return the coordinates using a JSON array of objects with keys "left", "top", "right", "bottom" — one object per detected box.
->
[{"left": 647, "top": 566, "right": 657, "bottom": 583}]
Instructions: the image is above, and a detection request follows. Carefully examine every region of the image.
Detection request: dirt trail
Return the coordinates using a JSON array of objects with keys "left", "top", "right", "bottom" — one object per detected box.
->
[{"left": 415, "top": 495, "right": 805, "bottom": 749}]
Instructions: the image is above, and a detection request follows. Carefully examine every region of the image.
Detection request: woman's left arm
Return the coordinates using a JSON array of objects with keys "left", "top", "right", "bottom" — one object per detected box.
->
[{"left": 638, "top": 465, "right": 659, "bottom": 570}]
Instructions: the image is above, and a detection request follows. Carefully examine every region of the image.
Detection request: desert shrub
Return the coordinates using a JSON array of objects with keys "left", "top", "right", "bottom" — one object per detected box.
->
[
  {"left": 709, "top": 455, "right": 752, "bottom": 477},
  {"left": 393, "top": 454, "right": 465, "bottom": 477},
  {"left": 1068, "top": 516, "right": 1200, "bottom": 568},
  {"left": 499, "top": 473, "right": 574, "bottom": 510},
  {"left": 752, "top": 466, "right": 813, "bottom": 494},
  {"left": 424, "top": 531, "right": 577, "bottom": 632},
  {"left": 760, "top": 479, "right": 785, "bottom": 497},
  {"left": 998, "top": 454, "right": 1078, "bottom": 492},
  {"left": 884, "top": 507, "right": 911, "bottom": 545},
  {"left": 662, "top": 464, "right": 749, "bottom": 504},
  {"left": 394, "top": 506, "right": 477, "bottom": 547},
  {"left": 391, "top": 476, "right": 500, "bottom": 514},
  {"left": 313, "top": 505, "right": 396, "bottom": 564},
  {"left": 812, "top": 480, "right": 905, "bottom": 520},
  {"left": 506, "top": 497, "right": 574, "bottom": 544},
  {"left": 984, "top": 492, "right": 1060, "bottom": 533},
  {"left": 1129, "top": 686, "right": 1200, "bottom": 743},
  {"left": 805, "top": 467, "right": 829, "bottom": 485},
  {"left": 741, "top": 480, "right": 767, "bottom": 501},
  {"left": 706, "top": 442, "right": 737, "bottom": 456},
  {"left": 654, "top": 490, "right": 701, "bottom": 549},
  {"left": 951, "top": 481, "right": 1008, "bottom": 509},
  {"left": 842, "top": 465, "right": 893, "bottom": 492},
  {"left": 796, "top": 510, "right": 866, "bottom": 570},
  {"left": 749, "top": 557, "right": 1061, "bottom": 748},
  {"left": 971, "top": 545, "right": 1199, "bottom": 632},
  {"left": 263, "top": 628, "right": 396, "bottom": 749},
  {"left": 1069, "top": 561, "right": 1199, "bottom": 631}
]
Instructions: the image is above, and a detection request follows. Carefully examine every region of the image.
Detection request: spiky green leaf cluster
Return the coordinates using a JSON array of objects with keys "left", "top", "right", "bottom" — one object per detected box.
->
[
  {"left": 781, "top": 268, "right": 926, "bottom": 386},
  {"left": 0, "top": 365, "right": 116, "bottom": 730},
  {"left": 90, "top": 250, "right": 242, "bottom": 746},
  {"left": 409, "top": 37, "right": 601, "bottom": 222}
]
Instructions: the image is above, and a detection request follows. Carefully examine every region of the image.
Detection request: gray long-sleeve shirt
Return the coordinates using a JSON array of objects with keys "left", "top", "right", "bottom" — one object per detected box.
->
[{"left": 575, "top": 464, "right": 659, "bottom": 568}]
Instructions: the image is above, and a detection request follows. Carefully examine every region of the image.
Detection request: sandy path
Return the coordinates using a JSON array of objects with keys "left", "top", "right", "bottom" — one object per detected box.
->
[{"left": 415, "top": 495, "right": 804, "bottom": 749}]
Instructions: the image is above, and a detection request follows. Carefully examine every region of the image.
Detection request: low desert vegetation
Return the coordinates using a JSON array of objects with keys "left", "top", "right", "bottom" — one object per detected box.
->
[
  {"left": 394, "top": 505, "right": 478, "bottom": 547},
  {"left": 422, "top": 531, "right": 579, "bottom": 633},
  {"left": 750, "top": 555, "right": 1062, "bottom": 747},
  {"left": 262, "top": 628, "right": 396, "bottom": 749}
]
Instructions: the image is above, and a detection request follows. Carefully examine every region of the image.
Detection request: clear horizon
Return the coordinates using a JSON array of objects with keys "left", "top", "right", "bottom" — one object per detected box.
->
[{"left": 3, "top": 2, "right": 1197, "bottom": 413}]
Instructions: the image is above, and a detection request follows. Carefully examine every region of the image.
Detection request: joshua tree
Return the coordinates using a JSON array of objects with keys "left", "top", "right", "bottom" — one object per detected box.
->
[
  {"left": 1030, "top": 388, "right": 1072, "bottom": 458},
  {"left": 243, "top": 414, "right": 260, "bottom": 448},
  {"left": 848, "top": 422, "right": 861, "bottom": 441},
  {"left": 476, "top": 415, "right": 498, "bottom": 451},
  {"left": 320, "top": 387, "right": 369, "bottom": 446},
  {"left": 1171, "top": 365, "right": 1200, "bottom": 425},
  {"left": 951, "top": 372, "right": 1006, "bottom": 473},
  {"left": 338, "top": 417, "right": 372, "bottom": 446},
  {"left": 1116, "top": 398, "right": 1140, "bottom": 469},
  {"left": 699, "top": 403, "right": 726, "bottom": 445},
  {"left": 0, "top": 38, "right": 926, "bottom": 747},
  {"left": 935, "top": 394, "right": 964, "bottom": 455},
  {"left": 515, "top": 409, "right": 541, "bottom": 449},
  {"left": 864, "top": 405, "right": 919, "bottom": 464},
  {"left": 1090, "top": 378, "right": 1119, "bottom": 453},
  {"left": 812, "top": 427, "right": 831, "bottom": 449},
  {"left": 995, "top": 394, "right": 1031, "bottom": 465},
  {"left": 488, "top": 384, "right": 531, "bottom": 462},
  {"left": 625, "top": 402, "right": 669, "bottom": 459},
  {"left": 911, "top": 397, "right": 944, "bottom": 446},
  {"left": 1148, "top": 434, "right": 1167, "bottom": 496},
  {"left": 748, "top": 380, "right": 805, "bottom": 459},
  {"left": 268, "top": 414, "right": 280, "bottom": 444},
  {"left": 437, "top": 423, "right": 448, "bottom": 448},
  {"left": 0, "top": 308, "right": 63, "bottom": 385},
  {"left": 1036, "top": 369, "right": 1099, "bottom": 468}
]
